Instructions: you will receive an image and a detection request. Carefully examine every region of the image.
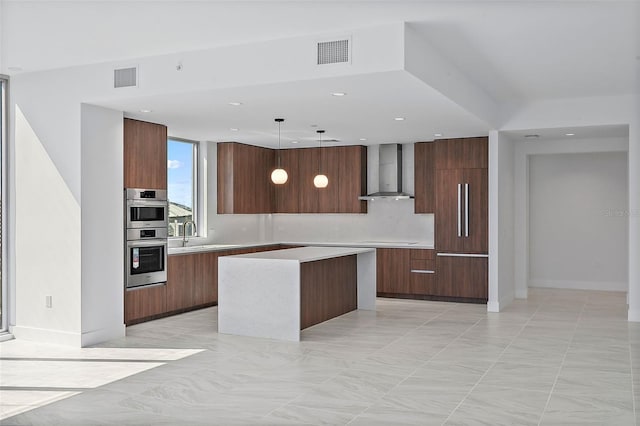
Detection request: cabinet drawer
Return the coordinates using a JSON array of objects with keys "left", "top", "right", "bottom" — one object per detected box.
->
[
  {"left": 410, "top": 259, "right": 435, "bottom": 273},
  {"left": 410, "top": 249, "right": 434, "bottom": 260},
  {"left": 410, "top": 270, "right": 436, "bottom": 295}
]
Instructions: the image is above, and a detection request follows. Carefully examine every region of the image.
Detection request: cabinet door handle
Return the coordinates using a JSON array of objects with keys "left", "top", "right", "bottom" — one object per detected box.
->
[
  {"left": 410, "top": 269, "right": 435, "bottom": 274},
  {"left": 465, "top": 183, "right": 469, "bottom": 238},
  {"left": 457, "top": 183, "right": 462, "bottom": 237}
]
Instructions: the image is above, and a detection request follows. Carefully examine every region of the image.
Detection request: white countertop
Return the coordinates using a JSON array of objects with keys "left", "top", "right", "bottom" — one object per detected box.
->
[
  {"left": 168, "top": 240, "right": 433, "bottom": 255},
  {"left": 224, "top": 246, "right": 375, "bottom": 263}
]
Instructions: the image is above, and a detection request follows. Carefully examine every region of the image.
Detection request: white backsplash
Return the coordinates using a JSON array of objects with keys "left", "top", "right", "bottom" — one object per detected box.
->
[{"left": 272, "top": 200, "right": 433, "bottom": 244}]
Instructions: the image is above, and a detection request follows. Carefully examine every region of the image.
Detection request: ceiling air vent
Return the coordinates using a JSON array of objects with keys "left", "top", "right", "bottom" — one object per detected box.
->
[
  {"left": 114, "top": 66, "right": 138, "bottom": 88},
  {"left": 317, "top": 39, "right": 349, "bottom": 65}
]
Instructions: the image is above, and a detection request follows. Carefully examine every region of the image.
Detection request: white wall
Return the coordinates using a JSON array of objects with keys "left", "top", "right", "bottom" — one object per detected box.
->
[
  {"left": 80, "top": 104, "right": 125, "bottom": 346},
  {"left": 529, "top": 151, "right": 628, "bottom": 291},
  {"left": 488, "top": 131, "right": 515, "bottom": 312},
  {"left": 513, "top": 137, "right": 629, "bottom": 297}
]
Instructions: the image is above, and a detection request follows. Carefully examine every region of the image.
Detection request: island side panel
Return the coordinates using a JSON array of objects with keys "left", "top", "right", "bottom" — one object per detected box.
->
[
  {"left": 300, "top": 255, "right": 357, "bottom": 330},
  {"left": 218, "top": 257, "right": 301, "bottom": 341},
  {"left": 357, "top": 250, "right": 377, "bottom": 310}
]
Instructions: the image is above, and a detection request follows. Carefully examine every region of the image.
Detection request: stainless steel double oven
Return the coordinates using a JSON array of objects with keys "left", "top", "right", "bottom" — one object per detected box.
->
[{"left": 125, "top": 189, "right": 168, "bottom": 288}]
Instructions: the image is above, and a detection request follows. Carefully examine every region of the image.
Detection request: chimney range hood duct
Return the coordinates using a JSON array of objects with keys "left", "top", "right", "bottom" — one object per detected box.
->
[{"left": 359, "top": 144, "right": 414, "bottom": 201}]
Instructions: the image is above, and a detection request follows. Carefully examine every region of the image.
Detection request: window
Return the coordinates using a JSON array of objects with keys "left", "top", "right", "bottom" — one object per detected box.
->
[{"left": 167, "top": 138, "right": 198, "bottom": 238}]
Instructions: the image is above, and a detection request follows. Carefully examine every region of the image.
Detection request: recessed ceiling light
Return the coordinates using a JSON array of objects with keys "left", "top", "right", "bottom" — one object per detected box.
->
[
  {"left": 359, "top": 138, "right": 367, "bottom": 141},
  {"left": 291, "top": 140, "right": 298, "bottom": 144},
  {"left": 230, "top": 128, "right": 239, "bottom": 131},
  {"left": 228, "top": 102, "right": 243, "bottom": 106},
  {"left": 565, "top": 133, "right": 575, "bottom": 136},
  {"left": 524, "top": 134, "right": 540, "bottom": 139},
  {"left": 394, "top": 117, "right": 405, "bottom": 121},
  {"left": 434, "top": 133, "right": 442, "bottom": 137},
  {"left": 140, "top": 109, "right": 152, "bottom": 113},
  {"left": 331, "top": 92, "right": 346, "bottom": 97}
]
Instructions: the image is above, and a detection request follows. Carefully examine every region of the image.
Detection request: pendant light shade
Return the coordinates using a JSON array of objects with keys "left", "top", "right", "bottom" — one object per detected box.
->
[
  {"left": 314, "top": 129, "right": 328, "bottom": 189},
  {"left": 271, "top": 118, "right": 288, "bottom": 185},
  {"left": 313, "top": 174, "right": 328, "bottom": 188},
  {"left": 271, "top": 168, "right": 288, "bottom": 184}
]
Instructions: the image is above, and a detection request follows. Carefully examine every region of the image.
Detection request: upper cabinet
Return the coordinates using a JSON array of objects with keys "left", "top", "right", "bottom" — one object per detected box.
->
[
  {"left": 434, "top": 137, "right": 488, "bottom": 170},
  {"left": 123, "top": 118, "right": 168, "bottom": 189},
  {"left": 432, "top": 137, "right": 488, "bottom": 253},
  {"left": 317, "top": 146, "right": 367, "bottom": 214},
  {"left": 217, "top": 142, "right": 276, "bottom": 214},
  {"left": 217, "top": 143, "right": 367, "bottom": 214},
  {"left": 414, "top": 141, "right": 435, "bottom": 213}
]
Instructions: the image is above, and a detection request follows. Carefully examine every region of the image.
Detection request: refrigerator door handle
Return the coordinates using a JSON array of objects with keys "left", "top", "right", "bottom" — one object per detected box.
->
[
  {"left": 457, "top": 183, "right": 462, "bottom": 237},
  {"left": 465, "top": 183, "right": 469, "bottom": 237}
]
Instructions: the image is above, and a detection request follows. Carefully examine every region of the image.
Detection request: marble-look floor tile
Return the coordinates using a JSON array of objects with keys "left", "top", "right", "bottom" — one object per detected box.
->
[
  {"left": 2, "top": 289, "right": 637, "bottom": 425},
  {"left": 540, "top": 392, "right": 635, "bottom": 425},
  {"left": 264, "top": 404, "right": 354, "bottom": 425},
  {"left": 349, "top": 403, "right": 448, "bottom": 426},
  {"left": 478, "top": 361, "right": 558, "bottom": 392},
  {"left": 444, "top": 384, "right": 549, "bottom": 426}
]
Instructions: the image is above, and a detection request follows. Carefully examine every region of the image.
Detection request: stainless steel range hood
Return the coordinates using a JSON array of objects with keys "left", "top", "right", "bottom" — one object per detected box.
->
[{"left": 359, "top": 144, "right": 414, "bottom": 201}]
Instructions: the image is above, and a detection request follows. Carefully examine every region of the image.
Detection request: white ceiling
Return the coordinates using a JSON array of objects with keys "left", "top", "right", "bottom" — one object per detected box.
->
[
  {"left": 112, "top": 71, "right": 490, "bottom": 147},
  {"left": 2, "top": 1, "right": 638, "bottom": 144}
]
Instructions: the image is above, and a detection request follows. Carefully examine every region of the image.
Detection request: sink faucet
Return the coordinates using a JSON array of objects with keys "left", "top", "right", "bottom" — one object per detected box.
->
[{"left": 182, "top": 220, "right": 196, "bottom": 247}]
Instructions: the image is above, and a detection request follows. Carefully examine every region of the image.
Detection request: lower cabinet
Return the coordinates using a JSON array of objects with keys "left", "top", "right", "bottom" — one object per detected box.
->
[
  {"left": 167, "top": 254, "right": 196, "bottom": 312},
  {"left": 125, "top": 284, "right": 167, "bottom": 326},
  {"left": 377, "top": 248, "right": 435, "bottom": 296},
  {"left": 127, "top": 244, "right": 285, "bottom": 325},
  {"left": 194, "top": 252, "right": 218, "bottom": 306},
  {"left": 376, "top": 248, "right": 486, "bottom": 302},
  {"left": 435, "top": 255, "right": 488, "bottom": 301}
]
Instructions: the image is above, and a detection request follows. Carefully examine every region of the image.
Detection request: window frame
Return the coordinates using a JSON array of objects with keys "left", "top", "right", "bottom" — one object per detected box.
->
[
  {"left": 1, "top": 75, "right": 8, "bottom": 333},
  {"left": 167, "top": 137, "right": 200, "bottom": 239}
]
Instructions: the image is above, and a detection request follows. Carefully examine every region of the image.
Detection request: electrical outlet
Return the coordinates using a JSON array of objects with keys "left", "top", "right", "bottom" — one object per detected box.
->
[{"left": 45, "top": 296, "right": 52, "bottom": 308}]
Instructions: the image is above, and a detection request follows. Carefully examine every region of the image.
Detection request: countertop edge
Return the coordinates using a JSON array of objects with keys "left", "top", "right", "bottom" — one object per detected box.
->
[{"left": 168, "top": 240, "right": 434, "bottom": 255}]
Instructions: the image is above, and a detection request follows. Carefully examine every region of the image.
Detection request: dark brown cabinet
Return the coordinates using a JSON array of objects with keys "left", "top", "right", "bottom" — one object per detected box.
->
[
  {"left": 414, "top": 141, "right": 435, "bottom": 213},
  {"left": 376, "top": 248, "right": 411, "bottom": 294},
  {"left": 274, "top": 149, "right": 300, "bottom": 213},
  {"left": 217, "top": 142, "right": 276, "bottom": 214},
  {"left": 436, "top": 255, "right": 488, "bottom": 300},
  {"left": 434, "top": 137, "right": 488, "bottom": 170},
  {"left": 166, "top": 254, "right": 196, "bottom": 312},
  {"left": 433, "top": 136, "right": 488, "bottom": 303},
  {"left": 434, "top": 138, "right": 488, "bottom": 254},
  {"left": 316, "top": 146, "right": 367, "bottom": 214},
  {"left": 219, "top": 143, "right": 366, "bottom": 214},
  {"left": 194, "top": 252, "right": 218, "bottom": 306},
  {"left": 123, "top": 118, "right": 167, "bottom": 190},
  {"left": 125, "top": 284, "right": 167, "bottom": 325},
  {"left": 377, "top": 248, "right": 435, "bottom": 296}
]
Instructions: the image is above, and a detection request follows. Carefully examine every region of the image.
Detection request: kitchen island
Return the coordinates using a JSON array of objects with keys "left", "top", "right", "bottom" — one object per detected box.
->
[{"left": 218, "top": 246, "right": 376, "bottom": 341}]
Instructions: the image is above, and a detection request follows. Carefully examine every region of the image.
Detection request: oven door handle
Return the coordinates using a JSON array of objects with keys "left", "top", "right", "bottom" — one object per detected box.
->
[
  {"left": 126, "top": 200, "right": 168, "bottom": 208},
  {"left": 127, "top": 239, "right": 168, "bottom": 248}
]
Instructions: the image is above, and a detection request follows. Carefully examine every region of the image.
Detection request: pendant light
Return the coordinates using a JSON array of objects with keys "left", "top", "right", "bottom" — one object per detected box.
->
[
  {"left": 313, "top": 129, "right": 328, "bottom": 188},
  {"left": 271, "top": 118, "right": 288, "bottom": 184}
]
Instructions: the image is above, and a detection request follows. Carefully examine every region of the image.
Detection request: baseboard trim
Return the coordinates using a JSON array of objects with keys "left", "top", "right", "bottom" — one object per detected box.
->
[
  {"left": 529, "top": 279, "right": 627, "bottom": 292},
  {"left": 487, "top": 301, "right": 500, "bottom": 312},
  {"left": 629, "top": 309, "right": 640, "bottom": 322},
  {"left": 10, "top": 325, "right": 82, "bottom": 346},
  {"left": 487, "top": 293, "right": 515, "bottom": 313},
  {"left": 81, "top": 324, "right": 126, "bottom": 347}
]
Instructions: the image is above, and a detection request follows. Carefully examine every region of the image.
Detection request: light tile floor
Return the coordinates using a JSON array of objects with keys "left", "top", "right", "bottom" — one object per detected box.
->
[{"left": 1, "top": 288, "right": 638, "bottom": 425}]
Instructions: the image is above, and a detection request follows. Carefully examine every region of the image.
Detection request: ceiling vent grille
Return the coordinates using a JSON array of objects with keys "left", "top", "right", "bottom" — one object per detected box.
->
[
  {"left": 114, "top": 67, "right": 138, "bottom": 88},
  {"left": 317, "top": 39, "right": 349, "bottom": 65}
]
